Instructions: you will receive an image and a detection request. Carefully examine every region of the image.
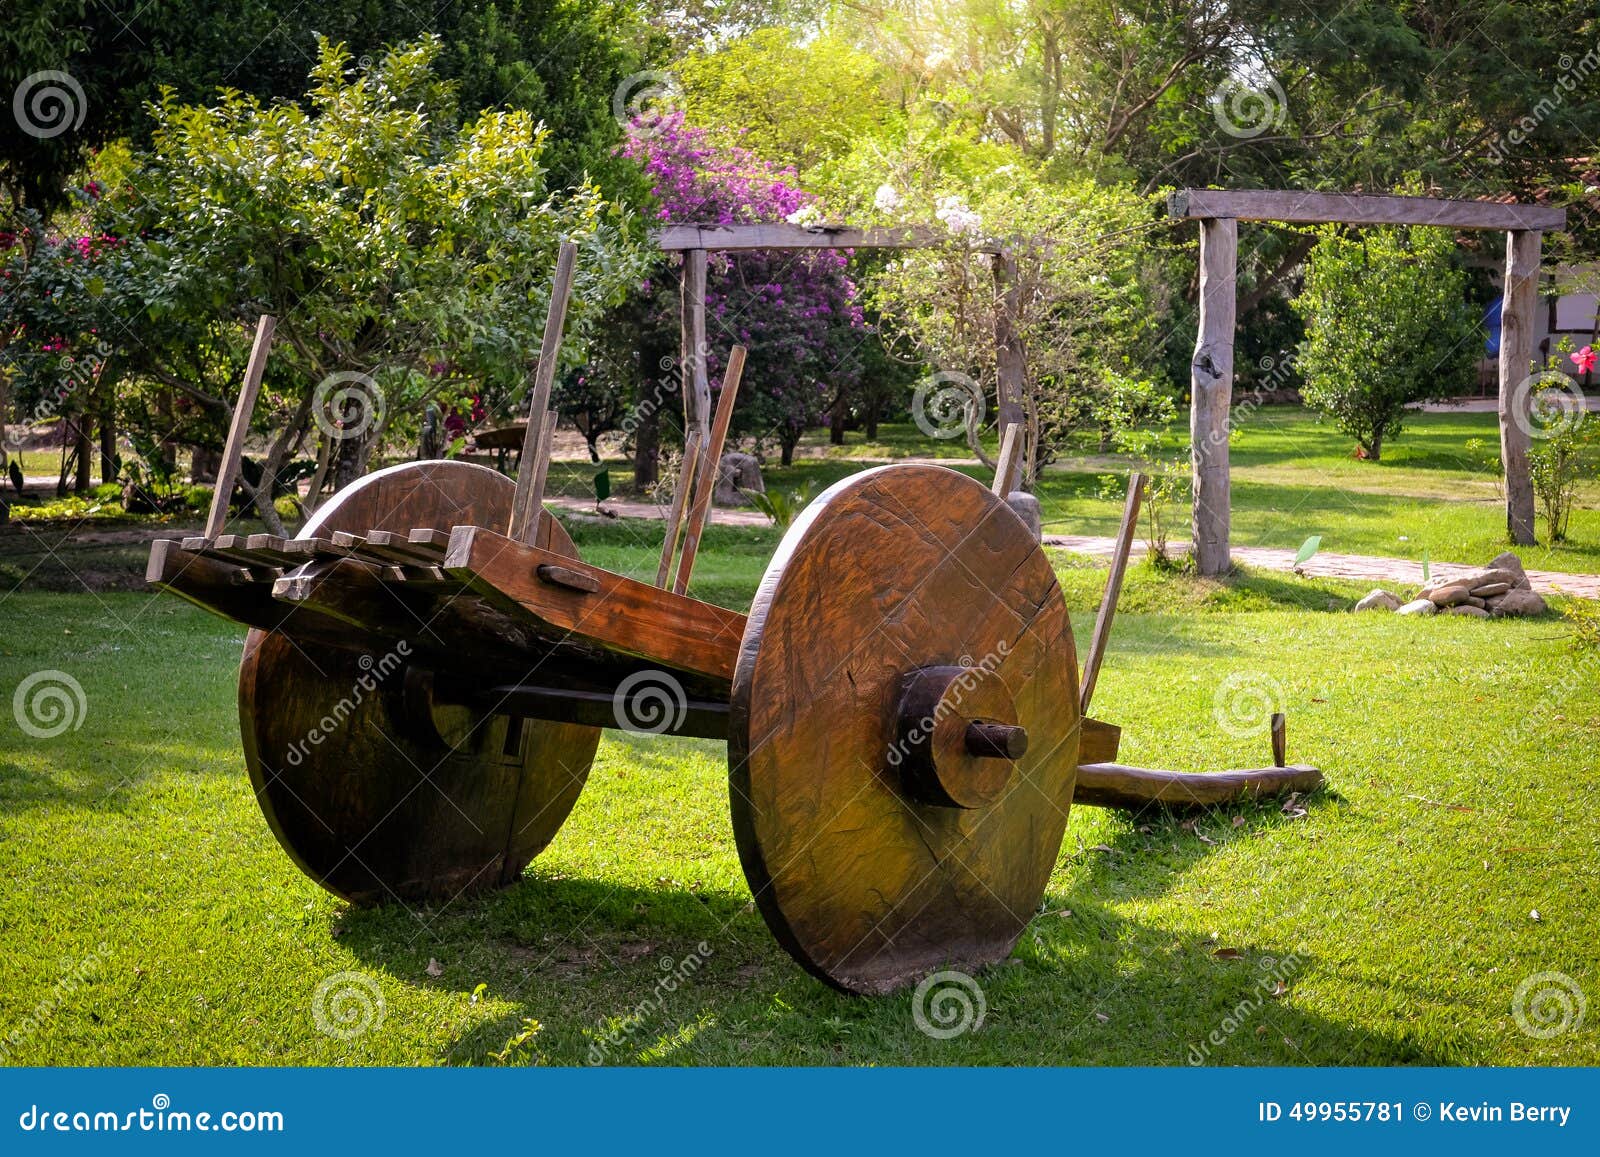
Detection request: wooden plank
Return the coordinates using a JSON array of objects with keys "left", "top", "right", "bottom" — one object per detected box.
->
[
  {"left": 527, "top": 409, "right": 558, "bottom": 548},
  {"left": 509, "top": 241, "right": 578, "bottom": 544},
  {"left": 991, "top": 422, "right": 1023, "bottom": 496},
  {"left": 1079, "top": 472, "right": 1145, "bottom": 714},
  {"left": 1191, "top": 217, "right": 1237, "bottom": 576},
  {"left": 1499, "top": 229, "right": 1541, "bottom": 545},
  {"left": 1073, "top": 762, "right": 1324, "bottom": 812},
  {"left": 445, "top": 524, "right": 746, "bottom": 683},
  {"left": 1168, "top": 188, "right": 1566, "bottom": 232},
  {"left": 681, "top": 249, "right": 711, "bottom": 435},
  {"left": 204, "top": 314, "right": 276, "bottom": 539},
  {"left": 245, "top": 534, "right": 318, "bottom": 566},
  {"left": 1079, "top": 716, "right": 1122, "bottom": 765},
  {"left": 654, "top": 429, "right": 702, "bottom": 587},
  {"left": 656, "top": 223, "right": 968, "bottom": 252},
  {"left": 181, "top": 535, "right": 280, "bottom": 575},
  {"left": 673, "top": 345, "right": 747, "bottom": 595}
]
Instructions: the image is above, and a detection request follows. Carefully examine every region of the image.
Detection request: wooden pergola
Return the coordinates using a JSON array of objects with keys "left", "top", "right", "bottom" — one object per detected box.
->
[{"left": 1169, "top": 189, "right": 1568, "bottom": 575}]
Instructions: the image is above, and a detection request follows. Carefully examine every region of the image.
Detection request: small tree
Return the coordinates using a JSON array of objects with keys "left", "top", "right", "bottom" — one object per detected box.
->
[{"left": 1293, "top": 223, "right": 1479, "bottom": 460}]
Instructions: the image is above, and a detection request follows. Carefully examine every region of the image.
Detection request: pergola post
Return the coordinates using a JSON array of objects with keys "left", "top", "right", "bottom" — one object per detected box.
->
[
  {"left": 1498, "top": 229, "right": 1541, "bottom": 545},
  {"left": 1190, "top": 217, "right": 1238, "bottom": 576},
  {"left": 680, "top": 248, "right": 711, "bottom": 437}
]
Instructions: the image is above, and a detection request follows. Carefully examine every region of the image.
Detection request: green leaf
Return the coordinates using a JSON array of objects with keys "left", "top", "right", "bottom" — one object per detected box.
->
[
  {"left": 1421, "top": 548, "right": 1430, "bottom": 584},
  {"left": 1294, "top": 535, "right": 1322, "bottom": 566}
]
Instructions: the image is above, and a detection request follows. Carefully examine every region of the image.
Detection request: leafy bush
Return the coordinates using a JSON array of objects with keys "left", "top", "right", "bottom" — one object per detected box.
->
[{"left": 1292, "top": 222, "right": 1480, "bottom": 460}]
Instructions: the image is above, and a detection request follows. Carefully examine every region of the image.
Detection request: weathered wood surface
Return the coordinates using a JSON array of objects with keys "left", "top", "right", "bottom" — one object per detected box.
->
[
  {"left": 444, "top": 524, "right": 746, "bottom": 684},
  {"left": 1499, "top": 229, "right": 1541, "bottom": 545},
  {"left": 1073, "top": 762, "right": 1324, "bottom": 811},
  {"left": 204, "top": 314, "right": 276, "bottom": 539},
  {"left": 673, "top": 345, "right": 747, "bottom": 595},
  {"left": 680, "top": 249, "right": 711, "bottom": 435},
  {"left": 991, "top": 421, "right": 1023, "bottom": 497},
  {"left": 509, "top": 242, "right": 577, "bottom": 544},
  {"left": 992, "top": 250, "right": 1028, "bottom": 436},
  {"left": 728, "top": 464, "right": 1081, "bottom": 994},
  {"left": 1079, "top": 472, "right": 1145, "bottom": 714},
  {"left": 1191, "top": 217, "right": 1237, "bottom": 576},
  {"left": 238, "top": 459, "right": 601, "bottom": 904},
  {"left": 1168, "top": 189, "right": 1566, "bottom": 232},
  {"left": 656, "top": 223, "right": 993, "bottom": 252},
  {"left": 1078, "top": 716, "right": 1122, "bottom": 765},
  {"left": 655, "top": 428, "right": 702, "bottom": 587}
]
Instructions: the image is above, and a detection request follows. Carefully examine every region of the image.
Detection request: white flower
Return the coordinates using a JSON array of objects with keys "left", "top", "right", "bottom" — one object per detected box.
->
[
  {"left": 785, "top": 204, "right": 822, "bottom": 227},
  {"left": 935, "top": 195, "right": 983, "bottom": 237},
  {"left": 874, "top": 183, "right": 901, "bottom": 212}
]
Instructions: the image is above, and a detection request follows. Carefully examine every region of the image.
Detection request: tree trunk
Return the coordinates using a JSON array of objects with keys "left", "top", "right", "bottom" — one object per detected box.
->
[
  {"left": 99, "top": 410, "right": 116, "bottom": 484},
  {"left": 864, "top": 401, "right": 879, "bottom": 441},
  {"left": 780, "top": 431, "right": 798, "bottom": 466},
  {"left": 632, "top": 372, "right": 663, "bottom": 492},
  {"left": 829, "top": 388, "right": 847, "bottom": 444},
  {"left": 74, "top": 415, "right": 92, "bottom": 492}
]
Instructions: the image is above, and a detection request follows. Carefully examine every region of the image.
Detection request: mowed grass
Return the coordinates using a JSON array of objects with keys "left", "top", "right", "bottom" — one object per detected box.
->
[{"left": 2, "top": 552, "right": 1596, "bottom": 1067}]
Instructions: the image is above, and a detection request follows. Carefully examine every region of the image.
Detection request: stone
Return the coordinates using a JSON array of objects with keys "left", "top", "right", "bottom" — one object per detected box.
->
[
  {"left": 1396, "top": 599, "right": 1437, "bottom": 616},
  {"left": 1420, "top": 567, "right": 1518, "bottom": 598},
  {"left": 1471, "top": 581, "right": 1510, "bottom": 598},
  {"left": 1427, "top": 584, "right": 1471, "bottom": 607},
  {"left": 1463, "top": 595, "right": 1487, "bottom": 610},
  {"left": 1005, "top": 491, "right": 1042, "bottom": 542},
  {"left": 1486, "top": 551, "right": 1533, "bottom": 591},
  {"left": 1447, "top": 604, "right": 1489, "bottom": 618},
  {"left": 1492, "top": 588, "right": 1547, "bottom": 617},
  {"left": 1353, "top": 589, "right": 1402, "bottom": 612},
  {"left": 714, "top": 452, "right": 764, "bottom": 506}
]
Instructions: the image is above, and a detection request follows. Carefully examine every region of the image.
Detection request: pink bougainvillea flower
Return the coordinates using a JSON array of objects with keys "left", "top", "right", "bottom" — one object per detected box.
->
[{"left": 1572, "top": 345, "right": 1597, "bottom": 374}]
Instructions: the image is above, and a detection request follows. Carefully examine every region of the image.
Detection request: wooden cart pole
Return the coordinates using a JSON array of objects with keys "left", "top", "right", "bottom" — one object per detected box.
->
[
  {"left": 509, "top": 241, "right": 578, "bottom": 545},
  {"left": 1079, "top": 472, "right": 1144, "bottom": 715},
  {"left": 204, "top": 314, "right": 277, "bottom": 540},
  {"left": 1190, "top": 217, "right": 1237, "bottom": 576},
  {"left": 1498, "top": 229, "right": 1541, "bottom": 545},
  {"left": 673, "top": 345, "right": 747, "bottom": 595},
  {"left": 991, "top": 422, "right": 1024, "bottom": 497}
]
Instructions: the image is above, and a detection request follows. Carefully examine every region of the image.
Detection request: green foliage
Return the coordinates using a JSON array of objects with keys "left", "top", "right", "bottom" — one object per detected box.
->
[
  {"left": 1292, "top": 222, "right": 1480, "bottom": 460},
  {"left": 1561, "top": 597, "right": 1600, "bottom": 650},
  {"left": 743, "top": 479, "right": 818, "bottom": 529}
]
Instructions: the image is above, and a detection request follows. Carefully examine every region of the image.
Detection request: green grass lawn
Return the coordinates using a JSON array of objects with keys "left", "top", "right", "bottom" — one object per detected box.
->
[{"left": 3, "top": 550, "right": 1596, "bottom": 1066}]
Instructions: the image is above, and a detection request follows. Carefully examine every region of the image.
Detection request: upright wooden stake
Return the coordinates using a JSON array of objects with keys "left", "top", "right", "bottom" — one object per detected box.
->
[
  {"left": 655, "top": 429, "right": 703, "bottom": 587},
  {"left": 509, "top": 241, "right": 578, "bottom": 545},
  {"left": 1190, "top": 217, "right": 1237, "bottom": 576},
  {"left": 673, "top": 346, "right": 747, "bottom": 595},
  {"left": 1499, "top": 229, "right": 1541, "bottom": 545},
  {"left": 991, "top": 421, "right": 1023, "bottom": 496},
  {"left": 528, "top": 409, "right": 558, "bottom": 548},
  {"left": 204, "top": 314, "right": 276, "bottom": 540},
  {"left": 1080, "top": 472, "right": 1144, "bottom": 715}
]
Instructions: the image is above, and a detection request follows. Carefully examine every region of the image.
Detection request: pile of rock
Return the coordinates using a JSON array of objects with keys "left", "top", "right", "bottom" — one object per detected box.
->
[{"left": 1352, "top": 552, "right": 1548, "bottom": 619}]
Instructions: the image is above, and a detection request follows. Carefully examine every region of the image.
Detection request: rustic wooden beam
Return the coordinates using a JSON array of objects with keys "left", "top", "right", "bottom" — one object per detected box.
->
[
  {"left": 680, "top": 248, "right": 711, "bottom": 436},
  {"left": 992, "top": 249, "right": 1028, "bottom": 434},
  {"left": 655, "top": 428, "right": 702, "bottom": 587},
  {"left": 991, "top": 421, "right": 1023, "bottom": 497},
  {"left": 1168, "top": 189, "right": 1566, "bottom": 232},
  {"left": 1191, "top": 218, "right": 1237, "bottom": 576},
  {"left": 1073, "top": 762, "right": 1324, "bottom": 811},
  {"left": 509, "top": 241, "right": 578, "bottom": 544},
  {"left": 433, "top": 680, "right": 731, "bottom": 740},
  {"left": 1080, "top": 472, "right": 1145, "bottom": 715},
  {"left": 204, "top": 314, "right": 276, "bottom": 539},
  {"left": 1499, "top": 229, "right": 1541, "bottom": 545},
  {"left": 656, "top": 223, "right": 982, "bottom": 252},
  {"left": 673, "top": 345, "right": 747, "bottom": 595}
]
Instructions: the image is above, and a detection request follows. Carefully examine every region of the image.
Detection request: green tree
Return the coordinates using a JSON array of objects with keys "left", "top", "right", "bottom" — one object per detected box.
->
[{"left": 1292, "top": 223, "right": 1480, "bottom": 461}]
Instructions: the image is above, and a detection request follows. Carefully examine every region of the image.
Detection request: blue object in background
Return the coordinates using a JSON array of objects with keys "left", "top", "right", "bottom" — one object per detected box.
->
[{"left": 1484, "top": 297, "right": 1502, "bottom": 355}]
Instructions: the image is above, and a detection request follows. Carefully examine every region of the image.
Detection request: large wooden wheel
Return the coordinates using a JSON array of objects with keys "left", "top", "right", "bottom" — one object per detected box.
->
[
  {"left": 728, "top": 464, "right": 1081, "bottom": 994},
  {"left": 238, "top": 460, "right": 601, "bottom": 904}
]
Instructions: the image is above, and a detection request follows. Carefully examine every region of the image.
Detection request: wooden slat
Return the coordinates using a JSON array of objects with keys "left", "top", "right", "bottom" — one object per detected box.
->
[
  {"left": 527, "top": 409, "right": 558, "bottom": 549},
  {"left": 655, "top": 428, "right": 703, "bottom": 587},
  {"left": 1080, "top": 472, "right": 1145, "bottom": 715},
  {"left": 1168, "top": 188, "right": 1566, "bottom": 232},
  {"left": 204, "top": 314, "right": 276, "bottom": 539},
  {"left": 1499, "top": 229, "right": 1541, "bottom": 545},
  {"left": 509, "top": 242, "right": 578, "bottom": 544},
  {"left": 445, "top": 524, "right": 746, "bottom": 683},
  {"left": 673, "top": 345, "right": 746, "bottom": 595},
  {"left": 991, "top": 422, "right": 1023, "bottom": 496},
  {"left": 655, "top": 223, "right": 981, "bottom": 252}
]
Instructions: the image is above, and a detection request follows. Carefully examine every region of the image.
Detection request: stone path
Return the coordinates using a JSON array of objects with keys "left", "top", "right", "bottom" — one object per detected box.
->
[{"left": 1042, "top": 534, "right": 1600, "bottom": 599}]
